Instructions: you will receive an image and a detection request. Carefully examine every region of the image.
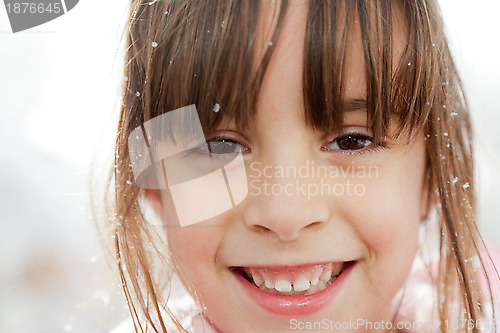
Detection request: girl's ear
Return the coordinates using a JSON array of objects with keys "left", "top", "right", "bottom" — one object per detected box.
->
[{"left": 145, "top": 189, "right": 165, "bottom": 219}]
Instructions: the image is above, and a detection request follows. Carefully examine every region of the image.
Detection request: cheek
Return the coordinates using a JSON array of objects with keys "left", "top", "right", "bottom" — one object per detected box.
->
[
  {"left": 166, "top": 225, "right": 229, "bottom": 306},
  {"left": 357, "top": 170, "right": 422, "bottom": 251},
  {"left": 167, "top": 226, "right": 220, "bottom": 272},
  {"left": 341, "top": 146, "right": 425, "bottom": 286},
  {"left": 359, "top": 147, "right": 424, "bottom": 244},
  {"left": 163, "top": 189, "right": 224, "bottom": 285}
]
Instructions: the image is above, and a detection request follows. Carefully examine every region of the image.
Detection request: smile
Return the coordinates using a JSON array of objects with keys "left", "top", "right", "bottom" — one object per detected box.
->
[
  {"left": 241, "top": 262, "right": 343, "bottom": 296},
  {"left": 232, "top": 261, "right": 355, "bottom": 316}
]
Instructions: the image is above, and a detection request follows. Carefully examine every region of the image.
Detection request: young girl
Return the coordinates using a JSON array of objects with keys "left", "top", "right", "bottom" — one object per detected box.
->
[{"left": 100, "top": 0, "right": 499, "bottom": 332}]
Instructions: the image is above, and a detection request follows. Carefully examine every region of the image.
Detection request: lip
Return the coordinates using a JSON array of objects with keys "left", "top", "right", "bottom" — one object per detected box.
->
[{"left": 232, "top": 261, "right": 355, "bottom": 317}]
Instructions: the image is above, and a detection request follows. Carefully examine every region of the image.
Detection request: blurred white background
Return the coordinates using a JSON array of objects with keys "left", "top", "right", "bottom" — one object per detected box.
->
[
  {"left": 0, "top": 1, "right": 130, "bottom": 332},
  {"left": 0, "top": 1, "right": 499, "bottom": 332}
]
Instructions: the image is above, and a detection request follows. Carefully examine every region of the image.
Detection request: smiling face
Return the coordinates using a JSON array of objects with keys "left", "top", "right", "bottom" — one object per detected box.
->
[{"left": 156, "top": 2, "right": 428, "bottom": 332}]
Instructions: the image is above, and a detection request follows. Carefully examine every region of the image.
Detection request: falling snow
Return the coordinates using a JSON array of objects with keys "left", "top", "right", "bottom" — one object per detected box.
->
[
  {"left": 462, "top": 182, "right": 470, "bottom": 189},
  {"left": 472, "top": 255, "right": 480, "bottom": 271},
  {"left": 151, "top": 42, "right": 158, "bottom": 48},
  {"left": 135, "top": 91, "right": 140, "bottom": 97},
  {"left": 213, "top": 103, "right": 220, "bottom": 113}
]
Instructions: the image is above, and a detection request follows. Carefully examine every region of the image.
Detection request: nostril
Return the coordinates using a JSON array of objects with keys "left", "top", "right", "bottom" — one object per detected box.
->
[
  {"left": 306, "top": 221, "right": 323, "bottom": 229},
  {"left": 253, "top": 225, "right": 272, "bottom": 233}
]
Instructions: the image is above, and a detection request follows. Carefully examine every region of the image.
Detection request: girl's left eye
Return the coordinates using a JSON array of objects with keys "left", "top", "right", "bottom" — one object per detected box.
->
[{"left": 323, "top": 133, "right": 374, "bottom": 152}]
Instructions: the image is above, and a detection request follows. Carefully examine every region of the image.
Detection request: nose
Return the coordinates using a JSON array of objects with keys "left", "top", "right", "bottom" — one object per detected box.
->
[{"left": 243, "top": 163, "right": 330, "bottom": 241}]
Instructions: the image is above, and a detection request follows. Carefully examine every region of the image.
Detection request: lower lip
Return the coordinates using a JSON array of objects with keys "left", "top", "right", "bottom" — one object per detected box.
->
[{"left": 234, "top": 262, "right": 354, "bottom": 317}]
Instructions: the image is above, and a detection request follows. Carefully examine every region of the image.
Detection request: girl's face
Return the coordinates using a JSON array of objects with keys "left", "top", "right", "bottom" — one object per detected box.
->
[{"left": 157, "top": 2, "right": 427, "bottom": 332}]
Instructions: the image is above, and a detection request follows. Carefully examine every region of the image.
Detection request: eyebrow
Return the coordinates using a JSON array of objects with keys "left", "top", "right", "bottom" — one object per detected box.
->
[{"left": 343, "top": 98, "right": 367, "bottom": 112}]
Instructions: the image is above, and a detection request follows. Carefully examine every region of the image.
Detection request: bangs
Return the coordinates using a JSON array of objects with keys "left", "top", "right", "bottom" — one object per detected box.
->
[{"left": 128, "top": 0, "right": 439, "bottom": 144}]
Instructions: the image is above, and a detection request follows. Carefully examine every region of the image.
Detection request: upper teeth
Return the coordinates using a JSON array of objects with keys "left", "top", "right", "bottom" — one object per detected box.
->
[
  {"left": 245, "top": 263, "right": 343, "bottom": 295},
  {"left": 293, "top": 277, "right": 311, "bottom": 291},
  {"left": 264, "top": 279, "right": 274, "bottom": 289},
  {"left": 321, "top": 269, "right": 332, "bottom": 283},
  {"left": 275, "top": 280, "right": 292, "bottom": 292},
  {"left": 252, "top": 275, "right": 264, "bottom": 287}
]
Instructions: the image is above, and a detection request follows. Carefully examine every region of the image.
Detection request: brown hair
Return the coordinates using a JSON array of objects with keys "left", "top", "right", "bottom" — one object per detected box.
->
[{"left": 97, "top": 0, "right": 498, "bottom": 331}]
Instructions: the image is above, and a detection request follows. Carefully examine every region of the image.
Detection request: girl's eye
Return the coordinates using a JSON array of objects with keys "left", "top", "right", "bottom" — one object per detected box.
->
[
  {"left": 182, "top": 136, "right": 250, "bottom": 161},
  {"left": 205, "top": 138, "right": 249, "bottom": 155},
  {"left": 323, "top": 133, "right": 374, "bottom": 152}
]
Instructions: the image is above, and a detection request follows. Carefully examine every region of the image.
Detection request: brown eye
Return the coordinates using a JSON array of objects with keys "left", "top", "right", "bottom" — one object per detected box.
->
[{"left": 325, "top": 134, "right": 373, "bottom": 151}]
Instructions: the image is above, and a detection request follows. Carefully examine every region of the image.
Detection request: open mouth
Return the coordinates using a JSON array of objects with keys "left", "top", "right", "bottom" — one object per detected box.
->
[{"left": 234, "top": 262, "right": 350, "bottom": 297}]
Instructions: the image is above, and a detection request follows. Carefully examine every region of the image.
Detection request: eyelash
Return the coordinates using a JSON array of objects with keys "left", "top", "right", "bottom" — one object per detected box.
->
[
  {"left": 208, "top": 136, "right": 250, "bottom": 154},
  {"left": 184, "top": 136, "right": 251, "bottom": 159},
  {"left": 321, "top": 131, "right": 387, "bottom": 156}
]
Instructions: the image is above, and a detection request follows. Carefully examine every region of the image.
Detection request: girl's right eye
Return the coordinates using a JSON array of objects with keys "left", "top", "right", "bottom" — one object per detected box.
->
[
  {"left": 205, "top": 138, "right": 250, "bottom": 155},
  {"left": 184, "top": 137, "right": 251, "bottom": 159}
]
